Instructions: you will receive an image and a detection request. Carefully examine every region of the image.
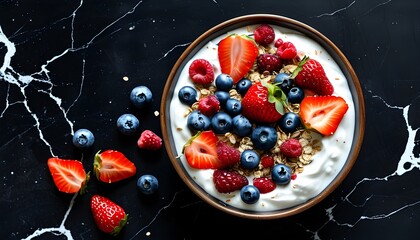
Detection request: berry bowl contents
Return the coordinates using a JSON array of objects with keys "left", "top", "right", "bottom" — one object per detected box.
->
[{"left": 160, "top": 14, "right": 365, "bottom": 219}]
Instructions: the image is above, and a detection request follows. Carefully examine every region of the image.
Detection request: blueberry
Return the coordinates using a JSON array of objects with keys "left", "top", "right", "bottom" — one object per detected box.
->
[
  {"left": 240, "top": 150, "right": 260, "bottom": 169},
  {"left": 210, "top": 112, "right": 232, "bottom": 134},
  {"left": 116, "top": 113, "right": 140, "bottom": 135},
  {"left": 72, "top": 128, "right": 95, "bottom": 149},
  {"left": 187, "top": 110, "right": 211, "bottom": 132},
  {"left": 251, "top": 125, "right": 277, "bottom": 150},
  {"left": 240, "top": 185, "right": 260, "bottom": 204},
  {"left": 215, "top": 73, "right": 234, "bottom": 91},
  {"left": 236, "top": 78, "right": 252, "bottom": 95},
  {"left": 130, "top": 86, "right": 153, "bottom": 108},
  {"left": 232, "top": 114, "right": 252, "bottom": 137},
  {"left": 214, "top": 91, "right": 230, "bottom": 107},
  {"left": 137, "top": 174, "right": 159, "bottom": 195},
  {"left": 225, "top": 98, "right": 242, "bottom": 116},
  {"left": 273, "top": 73, "right": 293, "bottom": 93},
  {"left": 178, "top": 86, "right": 197, "bottom": 106},
  {"left": 287, "top": 87, "right": 304, "bottom": 104},
  {"left": 278, "top": 112, "right": 301, "bottom": 133},
  {"left": 271, "top": 164, "right": 292, "bottom": 185}
]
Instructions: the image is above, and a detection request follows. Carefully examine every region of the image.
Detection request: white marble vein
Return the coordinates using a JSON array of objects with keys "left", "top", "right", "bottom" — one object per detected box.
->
[
  {"left": 0, "top": 0, "right": 148, "bottom": 239},
  {"left": 315, "top": 1, "right": 356, "bottom": 18}
]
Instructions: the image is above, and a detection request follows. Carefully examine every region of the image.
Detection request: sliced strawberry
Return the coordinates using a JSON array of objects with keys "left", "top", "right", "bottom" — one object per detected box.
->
[
  {"left": 47, "top": 157, "right": 89, "bottom": 194},
  {"left": 300, "top": 96, "right": 349, "bottom": 136},
  {"left": 183, "top": 130, "right": 219, "bottom": 169},
  {"left": 241, "top": 82, "right": 283, "bottom": 123},
  {"left": 93, "top": 150, "right": 136, "bottom": 183},
  {"left": 218, "top": 34, "right": 259, "bottom": 83},
  {"left": 294, "top": 58, "right": 334, "bottom": 96}
]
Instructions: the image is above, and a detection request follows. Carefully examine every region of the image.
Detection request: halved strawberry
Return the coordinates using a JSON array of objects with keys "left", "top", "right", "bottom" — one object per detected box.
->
[
  {"left": 299, "top": 96, "right": 349, "bottom": 136},
  {"left": 182, "top": 130, "right": 219, "bottom": 169},
  {"left": 241, "top": 82, "right": 284, "bottom": 123},
  {"left": 218, "top": 34, "right": 259, "bottom": 83},
  {"left": 47, "top": 157, "right": 89, "bottom": 194},
  {"left": 94, "top": 150, "right": 136, "bottom": 183}
]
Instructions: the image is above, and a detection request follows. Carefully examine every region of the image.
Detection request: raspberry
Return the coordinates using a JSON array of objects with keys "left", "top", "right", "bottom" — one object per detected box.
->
[
  {"left": 137, "top": 130, "right": 162, "bottom": 150},
  {"left": 188, "top": 59, "right": 214, "bottom": 85},
  {"left": 260, "top": 154, "right": 274, "bottom": 168},
  {"left": 216, "top": 141, "right": 240, "bottom": 167},
  {"left": 213, "top": 169, "right": 248, "bottom": 193},
  {"left": 276, "top": 41, "right": 297, "bottom": 60},
  {"left": 280, "top": 138, "right": 302, "bottom": 158},
  {"left": 198, "top": 95, "right": 220, "bottom": 116},
  {"left": 274, "top": 38, "right": 284, "bottom": 48},
  {"left": 254, "top": 24, "right": 275, "bottom": 45},
  {"left": 257, "top": 53, "right": 282, "bottom": 73},
  {"left": 253, "top": 177, "right": 276, "bottom": 194}
]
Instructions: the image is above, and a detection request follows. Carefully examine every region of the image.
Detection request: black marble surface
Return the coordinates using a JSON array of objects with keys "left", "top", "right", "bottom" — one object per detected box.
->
[{"left": 1, "top": 0, "right": 419, "bottom": 239}]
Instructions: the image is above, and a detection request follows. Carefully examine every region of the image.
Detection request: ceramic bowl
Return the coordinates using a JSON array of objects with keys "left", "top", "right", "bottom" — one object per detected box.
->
[{"left": 160, "top": 14, "right": 365, "bottom": 219}]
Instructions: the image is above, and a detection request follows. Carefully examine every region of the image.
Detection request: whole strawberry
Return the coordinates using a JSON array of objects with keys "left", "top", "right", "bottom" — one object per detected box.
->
[
  {"left": 241, "top": 82, "right": 283, "bottom": 123},
  {"left": 90, "top": 195, "right": 128, "bottom": 236},
  {"left": 137, "top": 130, "right": 162, "bottom": 150},
  {"left": 213, "top": 169, "right": 248, "bottom": 193},
  {"left": 294, "top": 58, "right": 334, "bottom": 96}
]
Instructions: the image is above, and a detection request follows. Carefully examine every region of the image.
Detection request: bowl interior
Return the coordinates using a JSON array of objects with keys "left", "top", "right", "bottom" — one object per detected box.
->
[{"left": 160, "top": 14, "right": 365, "bottom": 219}]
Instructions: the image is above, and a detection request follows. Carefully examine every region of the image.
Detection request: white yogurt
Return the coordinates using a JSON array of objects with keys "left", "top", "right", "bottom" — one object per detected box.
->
[{"left": 169, "top": 25, "right": 355, "bottom": 211}]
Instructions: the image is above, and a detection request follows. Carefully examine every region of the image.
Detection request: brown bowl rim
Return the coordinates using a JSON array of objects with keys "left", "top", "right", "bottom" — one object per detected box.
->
[{"left": 160, "top": 14, "right": 365, "bottom": 219}]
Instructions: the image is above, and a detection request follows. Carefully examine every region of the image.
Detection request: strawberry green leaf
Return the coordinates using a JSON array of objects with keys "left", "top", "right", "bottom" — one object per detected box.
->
[
  {"left": 290, "top": 55, "right": 309, "bottom": 79},
  {"left": 262, "top": 80, "right": 286, "bottom": 115}
]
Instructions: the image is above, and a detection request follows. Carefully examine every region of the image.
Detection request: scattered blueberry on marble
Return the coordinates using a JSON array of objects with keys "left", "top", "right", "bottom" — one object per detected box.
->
[
  {"left": 137, "top": 174, "right": 159, "bottom": 195},
  {"left": 72, "top": 128, "right": 95, "bottom": 149},
  {"left": 240, "top": 185, "right": 260, "bottom": 204},
  {"left": 116, "top": 113, "right": 140, "bottom": 135},
  {"left": 130, "top": 85, "right": 153, "bottom": 108}
]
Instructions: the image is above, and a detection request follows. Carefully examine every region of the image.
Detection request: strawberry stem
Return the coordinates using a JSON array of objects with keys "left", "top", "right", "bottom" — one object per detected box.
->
[{"left": 290, "top": 55, "right": 309, "bottom": 79}]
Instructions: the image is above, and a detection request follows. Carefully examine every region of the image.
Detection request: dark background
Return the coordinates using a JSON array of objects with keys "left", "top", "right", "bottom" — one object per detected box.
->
[{"left": 1, "top": 0, "right": 419, "bottom": 239}]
